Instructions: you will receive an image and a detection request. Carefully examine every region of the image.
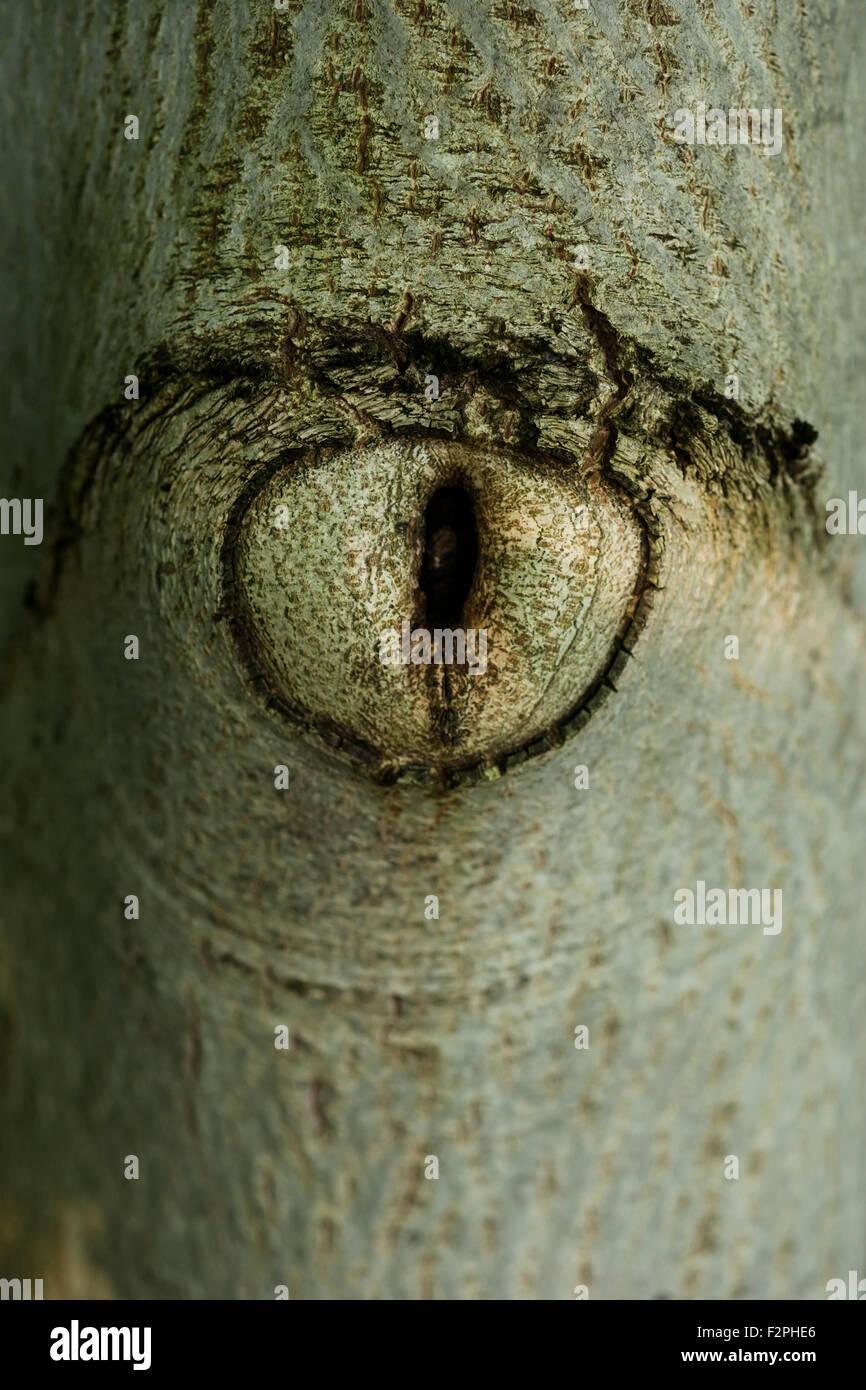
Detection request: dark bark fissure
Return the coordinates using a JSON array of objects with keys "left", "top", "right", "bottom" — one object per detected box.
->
[
  {"left": 414, "top": 483, "right": 479, "bottom": 765},
  {"left": 418, "top": 485, "right": 478, "bottom": 628}
]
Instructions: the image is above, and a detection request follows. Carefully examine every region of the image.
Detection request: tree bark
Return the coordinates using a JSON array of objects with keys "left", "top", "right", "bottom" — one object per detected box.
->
[{"left": 0, "top": 0, "right": 864, "bottom": 1298}]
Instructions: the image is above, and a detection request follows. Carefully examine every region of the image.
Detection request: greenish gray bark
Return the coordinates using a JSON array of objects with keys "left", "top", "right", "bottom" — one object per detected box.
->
[{"left": 0, "top": 0, "right": 864, "bottom": 1298}]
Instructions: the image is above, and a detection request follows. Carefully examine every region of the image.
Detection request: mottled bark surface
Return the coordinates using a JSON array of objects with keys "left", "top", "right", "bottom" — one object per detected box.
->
[{"left": 0, "top": 0, "right": 864, "bottom": 1298}]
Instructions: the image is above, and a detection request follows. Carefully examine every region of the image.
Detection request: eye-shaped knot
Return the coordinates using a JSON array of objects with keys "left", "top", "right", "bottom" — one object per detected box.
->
[{"left": 226, "top": 437, "right": 645, "bottom": 782}]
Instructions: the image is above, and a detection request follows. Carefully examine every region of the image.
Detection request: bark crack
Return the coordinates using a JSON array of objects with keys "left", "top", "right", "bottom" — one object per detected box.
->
[{"left": 570, "top": 272, "right": 635, "bottom": 475}]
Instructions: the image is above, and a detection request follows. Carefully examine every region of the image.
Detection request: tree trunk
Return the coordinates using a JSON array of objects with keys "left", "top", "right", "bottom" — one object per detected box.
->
[{"left": 0, "top": 0, "right": 864, "bottom": 1298}]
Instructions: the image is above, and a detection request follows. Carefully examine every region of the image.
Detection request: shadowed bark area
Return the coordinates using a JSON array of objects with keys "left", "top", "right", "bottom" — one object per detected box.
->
[{"left": 0, "top": 0, "right": 864, "bottom": 1298}]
